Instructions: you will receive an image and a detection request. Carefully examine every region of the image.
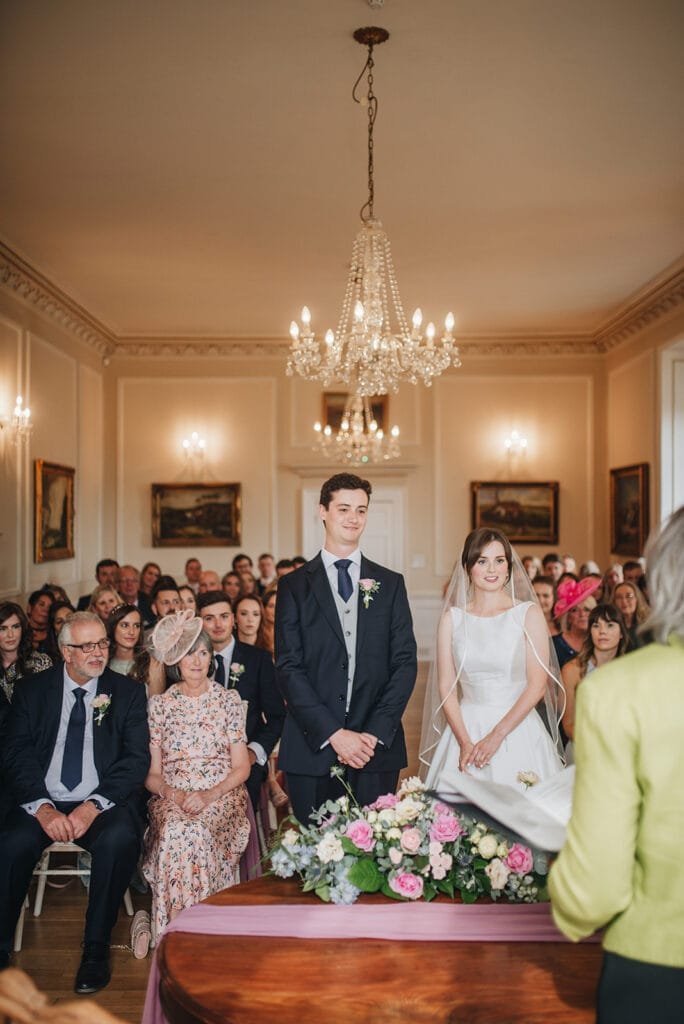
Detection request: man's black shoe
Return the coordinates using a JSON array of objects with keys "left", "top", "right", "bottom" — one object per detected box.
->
[
  {"left": 74, "top": 941, "right": 111, "bottom": 994},
  {"left": 0, "top": 949, "right": 11, "bottom": 971}
]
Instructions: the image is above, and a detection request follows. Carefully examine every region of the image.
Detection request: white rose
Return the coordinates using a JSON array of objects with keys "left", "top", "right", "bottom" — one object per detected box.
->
[
  {"left": 428, "top": 840, "right": 443, "bottom": 856},
  {"left": 469, "top": 830, "right": 483, "bottom": 845},
  {"left": 394, "top": 797, "right": 422, "bottom": 824},
  {"left": 485, "top": 857, "right": 511, "bottom": 891},
  {"left": 496, "top": 841, "right": 509, "bottom": 859},
  {"left": 366, "top": 810, "right": 378, "bottom": 823},
  {"left": 316, "top": 834, "right": 345, "bottom": 864},
  {"left": 336, "top": 796, "right": 349, "bottom": 812},
  {"left": 477, "top": 835, "right": 498, "bottom": 860},
  {"left": 398, "top": 776, "right": 425, "bottom": 796},
  {"left": 378, "top": 808, "right": 397, "bottom": 826},
  {"left": 386, "top": 827, "right": 402, "bottom": 840},
  {"left": 281, "top": 830, "right": 299, "bottom": 848},
  {"left": 388, "top": 847, "right": 403, "bottom": 866}
]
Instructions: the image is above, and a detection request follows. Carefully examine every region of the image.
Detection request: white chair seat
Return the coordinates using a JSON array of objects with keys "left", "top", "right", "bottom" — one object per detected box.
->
[{"left": 13, "top": 841, "right": 134, "bottom": 952}]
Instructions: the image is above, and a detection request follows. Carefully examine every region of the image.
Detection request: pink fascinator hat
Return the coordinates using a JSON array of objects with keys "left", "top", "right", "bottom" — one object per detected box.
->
[
  {"left": 553, "top": 576, "right": 601, "bottom": 619},
  {"left": 149, "top": 609, "right": 203, "bottom": 665}
]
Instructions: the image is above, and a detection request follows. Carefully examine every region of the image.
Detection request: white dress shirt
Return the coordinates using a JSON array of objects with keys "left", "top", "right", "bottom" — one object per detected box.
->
[
  {"left": 23, "top": 668, "right": 113, "bottom": 815},
  {"left": 215, "top": 638, "right": 266, "bottom": 767}
]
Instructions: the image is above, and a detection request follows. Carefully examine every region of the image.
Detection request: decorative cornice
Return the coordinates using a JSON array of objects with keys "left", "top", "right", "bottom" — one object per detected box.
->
[
  {"left": 0, "top": 241, "right": 116, "bottom": 359},
  {"left": 1, "top": 241, "right": 682, "bottom": 361}
]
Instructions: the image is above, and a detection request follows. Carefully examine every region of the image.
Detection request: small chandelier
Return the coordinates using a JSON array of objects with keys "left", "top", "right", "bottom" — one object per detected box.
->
[
  {"left": 181, "top": 431, "right": 206, "bottom": 462},
  {"left": 0, "top": 395, "right": 32, "bottom": 445},
  {"left": 313, "top": 393, "right": 400, "bottom": 465},
  {"left": 287, "top": 26, "right": 461, "bottom": 397}
]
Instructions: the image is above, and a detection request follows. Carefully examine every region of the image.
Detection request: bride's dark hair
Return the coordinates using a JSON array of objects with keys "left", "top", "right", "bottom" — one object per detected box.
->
[{"left": 461, "top": 528, "right": 513, "bottom": 578}]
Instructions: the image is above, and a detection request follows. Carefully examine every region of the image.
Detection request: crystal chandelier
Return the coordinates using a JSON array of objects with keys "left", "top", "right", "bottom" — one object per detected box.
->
[
  {"left": 313, "top": 392, "right": 400, "bottom": 465},
  {"left": 0, "top": 395, "right": 32, "bottom": 445},
  {"left": 287, "top": 26, "right": 461, "bottom": 397}
]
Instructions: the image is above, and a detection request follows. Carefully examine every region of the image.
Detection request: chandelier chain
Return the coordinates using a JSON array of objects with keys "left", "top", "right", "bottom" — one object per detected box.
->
[{"left": 353, "top": 43, "right": 378, "bottom": 223}]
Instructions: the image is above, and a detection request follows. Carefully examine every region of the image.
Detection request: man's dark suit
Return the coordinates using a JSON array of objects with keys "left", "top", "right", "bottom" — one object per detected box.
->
[
  {"left": 0, "top": 666, "right": 150, "bottom": 953},
  {"left": 275, "top": 553, "right": 417, "bottom": 822},
  {"left": 228, "top": 639, "right": 285, "bottom": 809},
  {"left": 76, "top": 593, "right": 92, "bottom": 611}
]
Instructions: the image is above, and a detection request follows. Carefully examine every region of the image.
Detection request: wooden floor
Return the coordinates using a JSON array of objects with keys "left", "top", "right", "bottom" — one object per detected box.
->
[{"left": 11, "top": 665, "right": 436, "bottom": 1023}]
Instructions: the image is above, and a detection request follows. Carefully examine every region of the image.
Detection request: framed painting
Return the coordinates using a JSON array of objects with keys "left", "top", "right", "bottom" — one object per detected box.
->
[
  {"left": 151, "top": 482, "right": 242, "bottom": 547},
  {"left": 34, "top": 460, "right": 75, "bottom": 562},
  {"left": 322, "top": 392, "right": 388, "bottom": 431},
  {"left": 610, "top": 463, "right": 649, "bottom": 555},
  {"left": 471, "top": 481, "right": 559, "bottom": 544}
]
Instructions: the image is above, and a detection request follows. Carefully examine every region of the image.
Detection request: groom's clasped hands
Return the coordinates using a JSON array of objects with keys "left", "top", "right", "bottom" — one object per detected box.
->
[{"left": 330, "top": 728, "right": 378, "bottom": 769}]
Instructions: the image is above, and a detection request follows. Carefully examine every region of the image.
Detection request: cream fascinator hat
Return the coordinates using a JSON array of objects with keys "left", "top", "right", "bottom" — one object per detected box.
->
[{"left": 149, "top": 609, "right": 203, "bottom": 665}]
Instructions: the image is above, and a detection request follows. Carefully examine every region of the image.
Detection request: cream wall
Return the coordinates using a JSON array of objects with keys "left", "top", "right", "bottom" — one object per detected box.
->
[{"left": 0, "top": 293, "right": 105, "bottom": 602}]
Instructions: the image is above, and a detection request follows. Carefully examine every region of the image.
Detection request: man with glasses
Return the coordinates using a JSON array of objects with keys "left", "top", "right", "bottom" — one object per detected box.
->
[{"left": 0, "top": 611, "right": 149, "bottom": 993}]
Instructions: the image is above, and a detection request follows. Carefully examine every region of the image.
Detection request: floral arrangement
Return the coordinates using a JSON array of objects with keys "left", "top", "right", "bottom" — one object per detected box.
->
[
  {"left": 358, "top": 578, "right": 380, "bottom": 609},
  {"left": 92, "top": 693, "right": 111, "bottom": 726},
  {"left": 269, "top": 769, "right": 549, "bottom": 906}
]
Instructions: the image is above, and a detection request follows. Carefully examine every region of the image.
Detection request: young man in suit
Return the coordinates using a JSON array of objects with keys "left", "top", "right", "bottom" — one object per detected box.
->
[
  {"left": 198, "top": 591, "right": 285, "bottom": 809},
  {"left": 0, "top": 612, "right": 150, "bottom": 993},
  {"left": 275, "top": 473, "right": 417, "bottom": 824},
  {"left": 76, "top": 559, "right": 120, "bottom": 610}
]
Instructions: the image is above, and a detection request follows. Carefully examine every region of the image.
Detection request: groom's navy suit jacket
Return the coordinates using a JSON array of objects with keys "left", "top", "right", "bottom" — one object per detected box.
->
[
  {"left": 4, "top": 665, "right": 150, "bottom": 828},
  {"left": 275, "top": 553, "right": 417, "bottom": 776}
]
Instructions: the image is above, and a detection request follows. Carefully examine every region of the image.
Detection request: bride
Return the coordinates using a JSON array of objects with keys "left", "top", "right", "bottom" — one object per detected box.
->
[{"left": 420, "top": 528, "right": 572, "bottom": 848}]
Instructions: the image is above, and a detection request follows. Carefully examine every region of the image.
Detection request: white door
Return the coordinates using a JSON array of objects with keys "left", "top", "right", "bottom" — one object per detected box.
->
[{"left": 301, "top": 485, "right": 405, "bottom": 573}]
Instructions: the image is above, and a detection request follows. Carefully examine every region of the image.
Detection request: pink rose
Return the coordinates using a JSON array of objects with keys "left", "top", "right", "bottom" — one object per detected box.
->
[
  {"left": 505, "top": 843, "right": 534, "bottom": 875},
  {"left": 434, "top": 802, "right": 451, "bottom": 815},
  {"left": 399, "top": 827, "right": 422, "bottom": 854},
  {"left": 359, "top": 578, "right": 375, "bottom": 589},
  {"left": 345, "top": 820, "right": 376, "bottom": 853},
  {"left": 369, "top": 793, "right": 399, "bottom": 811},
  {"left": 388, "top": 846, "right": 403, "bottom": 866},
  {"left": 430, "top": 813, "right": 465, "bottom": 844},
  {"left": 389, "top": 871, "right": 424, "bottom": 900}
]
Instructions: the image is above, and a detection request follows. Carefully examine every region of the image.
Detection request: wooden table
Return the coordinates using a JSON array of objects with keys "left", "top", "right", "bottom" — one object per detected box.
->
[{"left": 157, "top": 878, "right": 602, "bottom": 1024}]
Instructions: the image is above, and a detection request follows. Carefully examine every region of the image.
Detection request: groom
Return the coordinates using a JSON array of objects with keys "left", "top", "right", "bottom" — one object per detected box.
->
[{"left": 275, "top": 473, "right": 417, "bottom": 823}]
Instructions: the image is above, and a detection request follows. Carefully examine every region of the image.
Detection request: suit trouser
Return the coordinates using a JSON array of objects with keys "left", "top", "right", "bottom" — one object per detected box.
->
[
  {"left": 0, "top": 802, "right": 141, "bottom": 954},
  {"left": 245, "top": 761, "right": 267, "bottom": 812},
  {"left": 597, "top": 952, "right": 684, "bottom": 1024},
  {"left": 286, "top": 768, "right": 399, "bottom": 825}
]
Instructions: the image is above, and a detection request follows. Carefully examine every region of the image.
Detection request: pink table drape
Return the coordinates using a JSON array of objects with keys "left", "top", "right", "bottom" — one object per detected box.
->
[{"left": 142, "top": 898, "right": 595, "bottom": 1024}]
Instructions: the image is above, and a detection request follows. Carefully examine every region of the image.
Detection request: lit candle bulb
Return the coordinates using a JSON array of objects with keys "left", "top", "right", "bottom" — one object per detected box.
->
[
  {"left": 444, "top": 311, "right": 455, "bottom": 333},
  {"left": 354, "top": 300, "right": 365, "bottom": 322},
  {"left": 323, "top": 425, "right": 332, "bottom": 437},
  {"left": 289, "top": 321, "right": 300, "bottom": 341},
  {"left": 426, "top": 322, "right": 435, "bottom": 346},
  {"left": 313, "top": 421, "right": 322, "bottom": 433},
  {"left": 324, "top": 329, "right": 335, "bottom": 347},
  {"left": 412, "top": 308, "right": 423, "bottom": 331},
  {"left": 301, "top": 306, "right": 311, "bottom": 327},
  {"left": 391, "top": 425, "right": 400, "bottom": 438}
]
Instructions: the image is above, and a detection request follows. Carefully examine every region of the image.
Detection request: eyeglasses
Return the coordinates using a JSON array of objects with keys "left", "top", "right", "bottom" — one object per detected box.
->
[{"left": 65, "top": 639, "right": 111, "bottom": 653}]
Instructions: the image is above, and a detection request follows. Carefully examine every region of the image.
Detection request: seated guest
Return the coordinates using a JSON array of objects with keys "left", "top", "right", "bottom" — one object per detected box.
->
[
  {"left": 612, "top": 580, "right": 650, "bottom": 649},
  {"left": 138, "top": 562, "right": 161, "bottom": 625},
  {"left": 532, "top": 575, "right": 558, "bottom": 636},
  {"left": 26, "top": 589, "right": 54, "bottom": 649},
  {"left": 149, "top": 577, "right": 181, "bottom": 624},
  {"left": 178, "top": 585, "right": 198, "bottom": 614},
  {"left": 291, "top": 556, "right": 306, "bottom": 570},
  {"left": 198, "top": 592, "right": 285, "bottom": 810},
  {"left": 184, "top": 557, "right": 202, "bottom": 593},
  {"left": 0, "top": 611, "right": 150, "bottom": 989},
  {"left": 256, "top": 553, "right": 276, "bottom": 595},
  {"left": 275, "top": 558, "right": 295, "bottom": 578},
  {"left": 77, "top": 560, "right": 120, "bottom": 611},
  {"left": 522, "top": 555, "right": 541, "bottom": 580},
  {"left": 261, "top": 588, "right": 277, "bottom": 658},
  {"left": 142, "top": 612, "right": 251, "bottom": 939},
  {"left": 234, "top": 594, "right": 267, "bottom": 649},
  {"left": 239, "top": 571, "right": 258, "bottom": 597},
  {"left": 603, "top": 562, "right": 624, "bottom": 595},
  {"left": 552, "top": 577, "right": 600, "bottom": 668},
  {"left": 198, "top": 569, "right": 221, "bottom": 594},
  {"left": 549, "top": 507, "right": 684, "bottom": 1024},
  {"left": 0, "top": 603, "right": 52, "bottom": 702},
  {"left": 561, "top": 604, "right": 630, "bottom": 742},
  {"left": 40, "top": 599, "right": 75, "bottom": 662},
  {"left": 221, "top": 571, "right": 242, "bottom": 605},
  {"left": 232, "top": 553, "right": 253, "bottom": 577},
  {"left": 579, "top": 560, "right": 601, "bottom": 578},
  {"left": 88, "top": 585, "right": 122, "bottom": 624},
  {"left": 562, "top": 554, "right": 577, "bottom": 574},
  {"left": 117, "top": 565, "right": 141, "bottom": 610},
  {"left": 541, "top": 552, "right": 563, "bottom": 583},
  {"left": 622, "top": 559, "right": 645, "bottom": 586},
  {"left": 45, "top": 583, "right": 70, "bottom": 604},
  {"left": 106, "top": 604, "right": 165, "bottom": 696}
]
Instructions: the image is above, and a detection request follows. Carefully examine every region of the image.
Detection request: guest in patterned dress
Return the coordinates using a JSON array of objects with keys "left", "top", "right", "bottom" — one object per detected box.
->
[{"left": 142, "top": 611, "right": 250, "bottom": 937}]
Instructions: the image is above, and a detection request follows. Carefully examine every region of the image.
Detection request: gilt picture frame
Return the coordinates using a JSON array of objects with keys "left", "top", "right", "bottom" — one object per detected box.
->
[
  {"left": 610, "top": 463, "right": 649, "bottom": 556},
  {"left": 151, "top": 482, "right": 242, "bottom": 547},
  {"left": 471, "top": 481, "right": 559, "bottom": 544},
  {"left": 34, "top": 460, "right": 75, "bottom": 562}
]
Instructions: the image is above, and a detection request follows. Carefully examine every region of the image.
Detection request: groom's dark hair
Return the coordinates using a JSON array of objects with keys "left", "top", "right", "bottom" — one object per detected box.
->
[{"left": 319, "top": 473, "right": 372, "bottom": 509}]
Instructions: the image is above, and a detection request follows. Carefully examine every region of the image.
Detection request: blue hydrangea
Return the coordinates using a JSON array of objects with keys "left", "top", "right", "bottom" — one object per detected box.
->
[
  {"left": 270, "top": 848, "right": 296, "bottom": 878},
  {"left": 329, "top": 879, "right": 361, "bottom": 905}
]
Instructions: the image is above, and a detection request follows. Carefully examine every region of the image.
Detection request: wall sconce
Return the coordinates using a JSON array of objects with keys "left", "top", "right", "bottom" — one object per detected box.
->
[
  {"left": 181, "top": 431, "right": 206, "bottom": 461},
  {"left": 504, "top": 429, "right": 527, "bottom": 455},
  {"left": 0, "top": 395, "right": 32, "bottom": 445}
]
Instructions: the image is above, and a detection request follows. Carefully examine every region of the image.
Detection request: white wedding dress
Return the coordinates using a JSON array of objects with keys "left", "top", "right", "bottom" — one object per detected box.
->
[{"left": 424, "top": 603, "right": 574, "bottom": 850}]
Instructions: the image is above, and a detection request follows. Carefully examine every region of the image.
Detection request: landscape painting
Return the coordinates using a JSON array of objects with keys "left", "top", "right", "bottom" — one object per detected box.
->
[
  {"left": 151, "top": 483, "right": 242, "bottom": 547},
  {"left": 471, "top": 481, "right": 559, "bottom": 544}
]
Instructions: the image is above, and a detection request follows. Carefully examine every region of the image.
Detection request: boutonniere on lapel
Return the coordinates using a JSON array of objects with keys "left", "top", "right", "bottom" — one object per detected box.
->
[
  {"left": 229, "top": 662, "right": 245, "bottom": 687},
  {"left": 359, "top": 578, "right": 381, "bottom": 609},
  {"left": 92, "top": 694, "right": 112, "bottom": 726}
]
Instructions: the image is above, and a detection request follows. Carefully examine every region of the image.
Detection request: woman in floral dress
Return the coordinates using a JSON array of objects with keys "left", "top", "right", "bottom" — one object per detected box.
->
[{"left": 142, "top": 611, "right": 251, "bottom": 937}]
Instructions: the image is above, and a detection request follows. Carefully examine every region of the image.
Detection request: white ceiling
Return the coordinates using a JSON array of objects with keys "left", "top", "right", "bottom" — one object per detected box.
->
[{"left": 1, "top": 0, "right": 683, "bottom": 340}]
